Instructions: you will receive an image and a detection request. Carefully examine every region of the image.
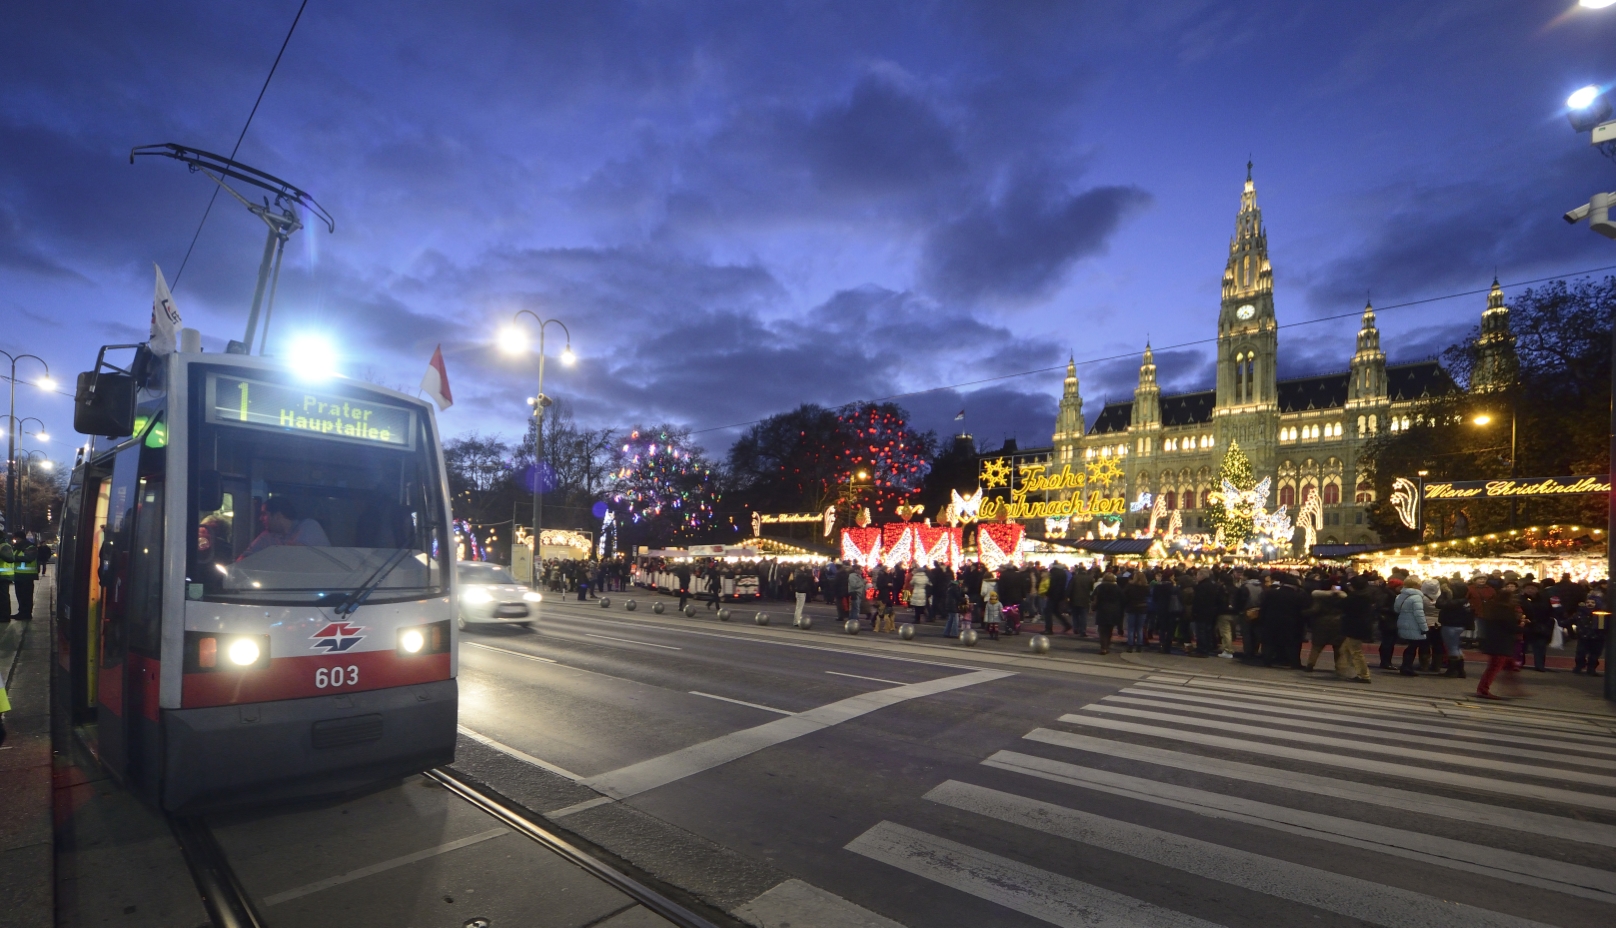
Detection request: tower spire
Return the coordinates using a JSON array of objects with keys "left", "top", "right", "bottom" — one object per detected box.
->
[{"left": 1473, "top": 277, "right": 1517, "bottom": 392}]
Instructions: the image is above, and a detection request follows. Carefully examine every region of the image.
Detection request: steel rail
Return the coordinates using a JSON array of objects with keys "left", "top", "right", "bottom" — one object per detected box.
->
[
  {"left": 425, "top": 768, "right": 722, "bottom": 928},
  {"left": 169, "top": 815, "right": 271, "bottom": 928}
]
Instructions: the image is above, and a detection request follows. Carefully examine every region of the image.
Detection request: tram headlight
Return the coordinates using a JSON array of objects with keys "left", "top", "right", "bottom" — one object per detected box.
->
[
  {"left": 227, "top": 638, "right": 261, "bottom": 666},
  {"left": 396, "top": 620, "right": 452, "bottom": 657}
]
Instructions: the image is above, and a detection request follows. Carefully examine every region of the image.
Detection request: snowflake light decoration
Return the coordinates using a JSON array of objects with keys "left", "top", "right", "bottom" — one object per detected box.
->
[
  {"left": 979, "top": 457, "right": 1011, "bottom": 489},
  {"left": 1086, "top": 457, "right": 1123, "bottom": 486}
]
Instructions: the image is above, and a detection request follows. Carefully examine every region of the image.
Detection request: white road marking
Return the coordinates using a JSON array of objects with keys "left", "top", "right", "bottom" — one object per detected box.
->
[
  {"left": 463, "top": 641, "right": 557, "bottom": 663},
  {"left": 585, "top": 669, "right": 1012, "bottom": 800},
  {"left": 925, "top": 781, "right": 1559, "bottom": 928},
  {"left": 585, "top": 633, "right": 682, "bottom": 650},
  {"left": 1097, "top": 695, "right": 1615, "bottom": 768},
  {"left": 826, "top": 670, "right": 906, "bottom": 685},
  {"left": 845, "top": 821, "right": 1221, "bottom": 928},
  {"left": 262, "top": 827, "right": 510, "bottom": 906},
  {"left": 1120, "top": 685, "right": 1616, "bottom": 757},
  {"left": 583, "top": 615, "right": 983, "bottom": 670},
  {"left": 689, "top": 691, "right": 796, "bottom": 715},
  {"left": 981, "top": 750, "right": 1616, "bottom": 904},
  {"left": 1038, "top": 721, "right": 1616, "bottom": 812},
  {"left": 1007, "top": 732, "right": 1616, "bottom": 847},
  {"left": 547, "top": 796, "right": 614, "bottom": 819},
  {"left": 1067, "top": 707, "right": 1616, "bottom": 787},
  {"left": 456, "top": 725, "right": 585, "bottom": 782},
  {"left": 732, "top": 878, "right": 909, "bottom": 928}
]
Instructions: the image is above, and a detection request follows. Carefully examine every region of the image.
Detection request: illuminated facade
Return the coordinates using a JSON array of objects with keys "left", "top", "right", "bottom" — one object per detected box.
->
[{"left": 1050, "top": 167, "right": 1504, "bottom": 545}]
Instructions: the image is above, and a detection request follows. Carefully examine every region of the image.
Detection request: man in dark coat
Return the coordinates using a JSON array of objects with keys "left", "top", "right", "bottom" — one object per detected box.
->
[
  {"left": 1192, "top": 571, "right": 1226, "bottom": 657},
  {"left": 1260, "top": 573, "right": 1308, "bottom": 668},
  {"left": 1091, "top": 571, "right": 1124, "bottom": 654},
  {"left": 1045, "top": 562, "right": 1071, "bottom": 636}
]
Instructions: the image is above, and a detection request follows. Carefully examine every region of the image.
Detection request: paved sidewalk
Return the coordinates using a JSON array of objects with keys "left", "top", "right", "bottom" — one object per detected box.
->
[
  {"left": 573, "top": 589, "right": 1616, "bottom": 721},
  {"left": 0, "top": 584, "right": 54, "bottom": 928}
]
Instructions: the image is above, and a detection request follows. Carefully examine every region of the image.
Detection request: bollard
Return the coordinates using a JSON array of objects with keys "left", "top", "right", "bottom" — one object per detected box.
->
[
  {"left": 899, "top": 623, "right": 915, "bottom": 640},
  {"left": 798, "top": 615, "right": 812, "bottom": 630},
  {"left": 1030, "top": 634, "right": 1050, "bottom": 654},
  {"left": 960, "top": 628, "right": 978, "bottom": 646},
  {"left": 684, "top": 605, "right": 697, "bottom": 617},
  {"left": 600, "top": 598, "right": 611, "bottom": 608},
  {"left": 718, "top": 607, "right": 731, "bottom": 621},
  {"left": 844, "top": 619, "right": 860, "bottom": 635},
  {"left": 755, "top": 612, "right": 770, "bottom": 625},
  {"left": 652, "top": 602, "right": 665, "bottom": 614},
  {"left": 625, "top": 599, "right": 637, "bottom": 611}
]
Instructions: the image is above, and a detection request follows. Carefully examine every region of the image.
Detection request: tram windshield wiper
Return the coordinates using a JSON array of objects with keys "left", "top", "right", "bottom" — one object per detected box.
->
[{"left": 333, "top": 547, "right": 416, "bottom": 616}]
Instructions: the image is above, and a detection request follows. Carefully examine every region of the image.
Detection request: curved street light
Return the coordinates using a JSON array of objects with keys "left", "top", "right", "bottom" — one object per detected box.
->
[
  {"left": 499, "top": 310, "right": 575, "bottom": 593},
  {"left": 0, "top": 347, "right": 50, "bottom": 531}
]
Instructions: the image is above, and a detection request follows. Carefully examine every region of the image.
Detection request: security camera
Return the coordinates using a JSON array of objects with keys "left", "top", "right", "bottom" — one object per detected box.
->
[{"left": 1565, "top": 191, "right": 1616, "bottom": 239}]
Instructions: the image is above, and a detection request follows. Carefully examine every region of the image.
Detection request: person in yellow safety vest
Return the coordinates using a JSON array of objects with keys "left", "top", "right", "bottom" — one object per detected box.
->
[
  {"left": 0, "top": 533, "right": 14, "bottom": 624},
  {"left": 10, "top": 532, "right": 39, "bottom": 622},
  {"left": 0, "top": 666, "right": 11, "bottom": 747}
]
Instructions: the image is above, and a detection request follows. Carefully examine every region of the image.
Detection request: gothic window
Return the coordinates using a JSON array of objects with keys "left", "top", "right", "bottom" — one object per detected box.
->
[
  {"left": 1301, "top": 483, "right": 1316, "bottom": 503},
  {"left": 1232, "top": 352, "right": 1245, "bottom": 403},
  {"left": 1355, "top": 480, "right": 1374, "bottom": 504},
  {"left": 1323, "top": 482, "right": 1341, "bottom": 505},
  {"left": 1184, "top": 490, "right": 1196, "bottom": 510},
  {"left": 1357, "top": 415, "right": 1366, "bottom": 435},
  {"left": 1279, "top": 485, "right": 1295, "bottom": 508},
  {"left": 1165, "top": 490, "right": 1177, "bottom": 511}
]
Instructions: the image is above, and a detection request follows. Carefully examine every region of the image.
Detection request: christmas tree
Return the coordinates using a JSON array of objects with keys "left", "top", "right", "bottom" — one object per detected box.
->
[{"left": 1206, "top": 440, "right": 1256, "bottom": 547}]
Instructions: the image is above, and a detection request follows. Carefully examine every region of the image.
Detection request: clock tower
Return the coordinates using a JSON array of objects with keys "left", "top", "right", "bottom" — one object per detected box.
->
[{"left": 1214, "top": 163, "right": 1279, "bottom": 473}]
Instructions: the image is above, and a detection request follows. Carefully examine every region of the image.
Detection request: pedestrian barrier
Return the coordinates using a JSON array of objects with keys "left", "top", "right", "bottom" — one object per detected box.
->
[
  {"left": 625, "top": 600, "right": 637, "bottom": 611},
  {"left": 754, "top": 612, "right": 770, "bottom": 625},
  {"left": 844, "top": 620, "right": 860, "bottom": 635},
  {"left": 899, "top": 623, "right": 915, "bottom": 640}
]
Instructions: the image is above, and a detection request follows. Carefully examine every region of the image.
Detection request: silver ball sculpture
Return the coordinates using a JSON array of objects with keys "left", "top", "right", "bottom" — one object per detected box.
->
[
  {"left": 652, "top": 602, "right": 665, "bottom": 614},
  {"left": 844, "top": 619, "right": 860, "bottom": 635},
  {"left": 717, "top": 607, "right": 731, "bottom": 620},
  {"left": 798, "top": 615, "right": 812, "bottom": 630},
  {"left": 600, "top": 598, "right": 611, "bottom": 608},
  {"left": 684, "top": 605, "right": 697, "bottom": 617},
  {"left": 899, "top": 623, "right": 915, "bottom": 640},
  {"left": 755, "top": 612, "right": 770, "bottom": 625},
  {"left": 625, "top": 600, "right": 637, "bottom": 611},
  {"left": 960, "top": 628, "right": 978, "bottom": 646},
  {"left": 1030, "top": 634, "right": 1051, "bottom": 654}
]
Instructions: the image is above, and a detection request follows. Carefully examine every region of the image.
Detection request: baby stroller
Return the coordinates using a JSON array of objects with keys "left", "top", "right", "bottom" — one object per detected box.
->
[{"left": 1000, "top": 603, "right": 1023, "bottom": 636}]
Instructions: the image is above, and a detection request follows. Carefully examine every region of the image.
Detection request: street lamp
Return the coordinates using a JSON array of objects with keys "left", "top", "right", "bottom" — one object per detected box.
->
[
  {"left": 1471, "top": 407, "right": 1519, "bottom": 525},
  {"left": 0, "top": 347, "right": 50, "bottom": 534},
  {"left": 1416, "top": 469, "right": 1429, "bottom": 540},
  {"left": 500, "top": 311, "right": 574, "bottom": 592}
]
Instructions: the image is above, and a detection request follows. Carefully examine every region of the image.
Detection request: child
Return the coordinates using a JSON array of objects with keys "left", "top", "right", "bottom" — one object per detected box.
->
[
  {"left": 957, "top": 593, "right": 973, "bottom": 638},
  {"left": 983, "top": 592, "right": 1003, "bottom": 641},
  {"left": 874, "top": 602, "right": 897, "bottom": 634}
]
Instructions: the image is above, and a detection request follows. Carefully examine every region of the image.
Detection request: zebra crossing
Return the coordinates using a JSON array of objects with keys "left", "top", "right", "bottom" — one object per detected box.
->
[{"left": 846, "top": 675, "right": 1616, "bottom": 927}]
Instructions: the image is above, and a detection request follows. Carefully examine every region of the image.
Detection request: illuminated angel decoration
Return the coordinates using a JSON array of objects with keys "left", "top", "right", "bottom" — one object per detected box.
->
[
  {"left": 751, "top": 511, "right": 762, "bottom": 537},
  {"left": 1165, "top": 509, "right": 1183, "bottom": 539},
  {"left": 822, "top": 504, "right": 837, "bottom": 538},
  {"left": 1044, "top": 515, "right": 1071, "bottom": 537},
  {"left": 1148, "top": 493, "right": 1167, "bottom": 535},
  {"left": 1097, "top": 518, "right": 1122, "bottom": 539},
  {"left": 1296, "top": 491, "right": 1323, "bottom": 551},
  {"left": 949, "top": 487, "right": 983, "bottom": 525}
]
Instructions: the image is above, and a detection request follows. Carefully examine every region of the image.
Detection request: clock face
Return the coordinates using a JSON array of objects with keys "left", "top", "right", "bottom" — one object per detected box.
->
[{"left": 1236, "top": 303, "right": 1256, "bottom": 320}]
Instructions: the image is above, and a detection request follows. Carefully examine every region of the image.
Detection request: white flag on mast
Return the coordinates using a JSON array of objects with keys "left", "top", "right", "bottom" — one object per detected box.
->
[{"left": 149, "top": 263, "right": 182, "bottom": 355}]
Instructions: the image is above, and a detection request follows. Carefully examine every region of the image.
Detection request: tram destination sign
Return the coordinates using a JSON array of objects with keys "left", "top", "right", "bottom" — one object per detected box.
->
[{"left": 207, "top": 374, "right": 416, "bottom": 449}]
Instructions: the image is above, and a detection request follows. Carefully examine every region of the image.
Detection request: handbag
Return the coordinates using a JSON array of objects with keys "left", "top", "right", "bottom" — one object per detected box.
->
[{"left": 1550, "top": 622, "right": 1565, "bottom": 650}]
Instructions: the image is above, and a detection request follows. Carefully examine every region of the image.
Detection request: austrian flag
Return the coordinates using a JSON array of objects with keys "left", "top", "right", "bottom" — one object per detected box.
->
[{"left": 420, "top": 344, "right": 454, "bottom": 411}]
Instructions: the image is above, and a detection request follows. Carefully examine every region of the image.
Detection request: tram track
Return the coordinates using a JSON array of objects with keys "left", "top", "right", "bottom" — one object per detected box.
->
[{"left": 167, "top": 769, "right": 721, "bottom": 928}]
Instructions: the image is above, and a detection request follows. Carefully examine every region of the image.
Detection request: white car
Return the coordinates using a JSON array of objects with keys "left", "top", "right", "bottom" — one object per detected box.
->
[{"left": 455, "top": 562, "right": 542, "bottom": 629}]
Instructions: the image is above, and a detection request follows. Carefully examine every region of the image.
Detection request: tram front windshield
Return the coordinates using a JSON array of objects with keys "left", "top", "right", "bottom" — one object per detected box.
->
[{"left": 189, "top": 374, "right": 448, "bottom": 606}]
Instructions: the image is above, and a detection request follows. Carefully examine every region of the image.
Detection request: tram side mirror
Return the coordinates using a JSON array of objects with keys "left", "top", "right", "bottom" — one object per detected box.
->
[
  {"left": 74, "top": 371, "right": 135, "bottom": 438},
  {"left": 198, "top": 471, "right": 224, "bottom": 513}
]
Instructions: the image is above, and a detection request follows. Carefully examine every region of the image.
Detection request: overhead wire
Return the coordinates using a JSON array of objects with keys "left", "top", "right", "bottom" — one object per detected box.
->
[
  {"left": 170, "top": 0, "right": 312, "bottom": 289},
  {"left": 688, "top": 262, "right": 1616, "bottom": 436}
]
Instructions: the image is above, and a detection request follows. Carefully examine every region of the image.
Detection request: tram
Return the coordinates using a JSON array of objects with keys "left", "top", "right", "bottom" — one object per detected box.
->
[{"left": 56, "top": 336, "right": 458, "bottom": 812}]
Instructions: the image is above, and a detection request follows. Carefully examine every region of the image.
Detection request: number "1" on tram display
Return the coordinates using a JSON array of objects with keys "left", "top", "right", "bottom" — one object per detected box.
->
[{"left": 237, "top": 380, "right": 250, "bottom": 421}]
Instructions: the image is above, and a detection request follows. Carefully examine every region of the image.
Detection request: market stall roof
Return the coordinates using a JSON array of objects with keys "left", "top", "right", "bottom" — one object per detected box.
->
[
  {"left": 1311, "top": 542, "right": 1402, "bottom": 559},
  {"left": 749, "top": 534, "right": 836, "bottom": 557},
  {"left": 1069, "top": 538, "right": 1156, "bottom": 555}
]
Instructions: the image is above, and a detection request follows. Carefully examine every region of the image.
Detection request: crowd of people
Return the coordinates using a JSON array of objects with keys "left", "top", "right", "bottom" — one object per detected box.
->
[{"left": 526, "top": 552, "right": 1608, "bottom": 700}]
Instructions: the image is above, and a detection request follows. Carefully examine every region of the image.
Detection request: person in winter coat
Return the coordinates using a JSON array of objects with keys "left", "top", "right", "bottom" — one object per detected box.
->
[
  {"left": 1092, "top": 572, "right": 1124, "bottom": 654},
  {"left": 1476, "top": 585, "right": 1525, "bottom": 699},
  {"left": 1045, "top": 563, "right": 1071, "bottom": 636},
  {"left": 1149, "top": 573, "right": 1180, "bottom": 654},
  {"left": 907, "top": 569, "right": 930, "bottom": 624},
  {"left": 1436, "top": 580, "right": 1473, "bottom": 678},
  {"left": 1193, "top": 571, "right": 1226, "bottom": 658},
  {"left": 1519, "top": 582, "right": 1557, "bottom": 672},
  {"left": 846, "top": 567, "right": 868, "bottom": 624},
  {"left": 1338, "top": 575, "right": 1376, "bottom": 683},
  {"left": 1572, "top": 582, "right": 1606, "bottom": 676},
  {"left": 1122, "top": 572, "right": 1151, "bottom": 652},
  {"left": 1393, "top": 575, "right": 1431, "bottom": 676},
  {"left": 1239, "top": 573, "right": 1265, "bottom": 661},
  {"left": 1304, "top": 585, "right": 1347, "bottom": 674},
  {"left": 792, "top": 568, "right": 814, "bottom": 625},
  {"left": 941, "top": 579, "right": 964, "bottom": 638},
  {"left": 1068, "top": 568, "right": 1094, "bottom": 637},
  {"left": 1259, "top": 574, "right": 1309, "bottom": 669}
]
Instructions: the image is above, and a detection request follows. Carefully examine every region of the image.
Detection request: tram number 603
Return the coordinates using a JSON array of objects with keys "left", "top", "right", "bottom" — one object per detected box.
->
[{"left": 315, "top": 666, "right": 359, "bottom": 689}]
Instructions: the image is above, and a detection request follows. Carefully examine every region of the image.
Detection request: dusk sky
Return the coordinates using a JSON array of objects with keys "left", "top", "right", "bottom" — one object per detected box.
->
[{"left": 6, "top": 1, "right": 1616, "bottom": 460}]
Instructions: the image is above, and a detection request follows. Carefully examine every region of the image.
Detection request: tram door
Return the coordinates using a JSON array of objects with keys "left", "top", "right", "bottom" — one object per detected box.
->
[{"left": 88, "top": 438, "right": 166, "bottom": 797}]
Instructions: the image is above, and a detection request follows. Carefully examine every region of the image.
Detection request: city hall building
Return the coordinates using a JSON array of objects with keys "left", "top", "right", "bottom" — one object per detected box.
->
[{"left": 1041, "top": 168, "right": 1516, "bottom": 545}]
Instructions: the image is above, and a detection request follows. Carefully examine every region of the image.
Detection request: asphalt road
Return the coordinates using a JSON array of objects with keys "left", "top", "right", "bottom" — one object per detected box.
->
[{"left": 453, "top": 590, "right": 1616, "bottom": 928}]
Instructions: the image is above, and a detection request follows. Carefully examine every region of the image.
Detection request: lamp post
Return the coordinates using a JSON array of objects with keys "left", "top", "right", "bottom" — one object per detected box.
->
[
  {"left": 499, "top": 312, "right": 574, "bottom": 592},
  {"left": 1, "top": 351, "right": 52, "bottom": 534},
  {"left": 1415, "top": 469, "right": 1429, "bottom": 540},
  {"left": 1471, "top": 406, "right": 1518, "bottom": 526}
]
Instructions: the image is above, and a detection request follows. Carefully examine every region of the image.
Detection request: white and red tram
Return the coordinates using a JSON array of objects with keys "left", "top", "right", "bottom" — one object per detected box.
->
[{"left": 57, "top": 341, "right": 458, "bottom": 812}]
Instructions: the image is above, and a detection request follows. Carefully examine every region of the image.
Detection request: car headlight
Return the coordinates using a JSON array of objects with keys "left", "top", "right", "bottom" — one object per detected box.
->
[
  {"left": 463, "top": 588, "right": 493, "bottom": 604},
  {"left": 523, "top": 592, "right": 543, "bottom": 603},
  {"left": 227, "top": 637, "right": 261, "bottom": 666}
]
